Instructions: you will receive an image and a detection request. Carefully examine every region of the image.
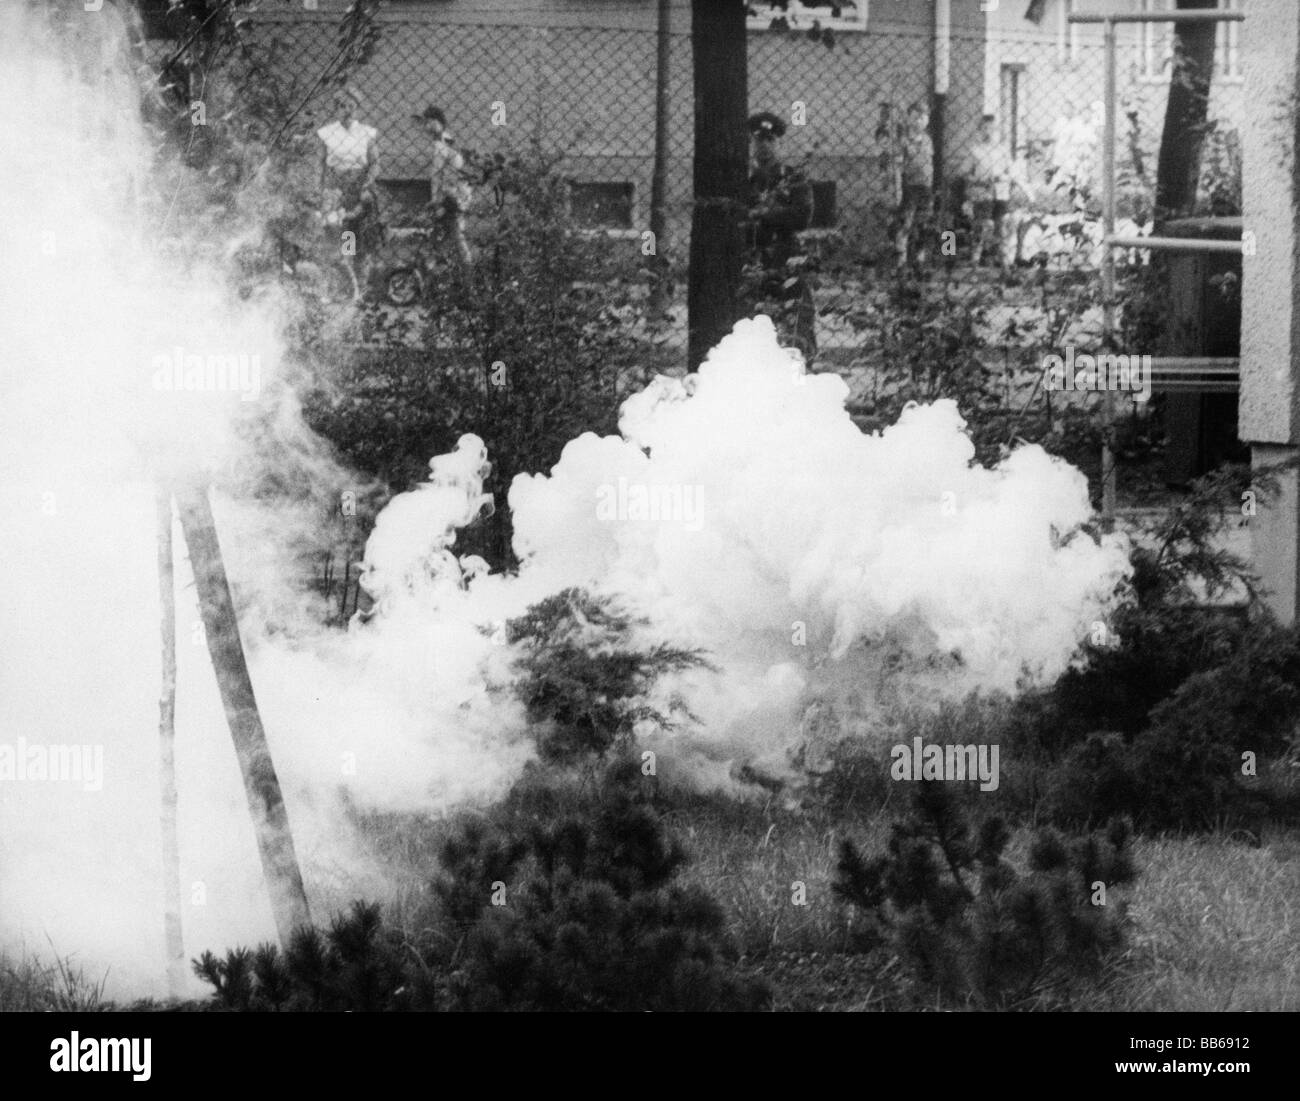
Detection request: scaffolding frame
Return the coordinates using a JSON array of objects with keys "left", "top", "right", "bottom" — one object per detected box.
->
[{"left": 1069, "top": 6, "right": 1246, "bottom": 519}]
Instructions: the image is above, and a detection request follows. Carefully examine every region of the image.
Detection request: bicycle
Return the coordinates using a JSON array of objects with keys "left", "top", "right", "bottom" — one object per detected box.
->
[{"left": 377, "top": 200, "right": 466, "bottom": 308}]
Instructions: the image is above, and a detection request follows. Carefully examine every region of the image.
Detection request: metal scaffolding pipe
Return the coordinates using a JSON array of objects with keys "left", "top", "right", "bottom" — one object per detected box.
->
[
  {"left": 1148, "top": 357, "right": 1242, "bottom": 374},
  {"left": 1108, "top": 235, "right": 1244, "bottom": 253},
  {"left": 1069, "top": 11, "right": 1243, "bottom": 24}
]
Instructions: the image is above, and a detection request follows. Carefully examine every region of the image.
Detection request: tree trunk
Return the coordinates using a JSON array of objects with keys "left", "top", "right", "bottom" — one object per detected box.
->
[
  {"left": 1154, "top": 0, "right": 1219, "bottom": 225},
  {"left": 688, "top": 0, "right": 748, "bottom": 370},
  {"left": 174, "top": 479, "right": 312, "bottom": 948}
]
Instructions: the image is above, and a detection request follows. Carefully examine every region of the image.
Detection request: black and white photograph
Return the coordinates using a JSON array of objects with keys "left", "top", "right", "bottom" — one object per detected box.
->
[{"left": 0, "top": 0, "right": 1292, "bottom": 1078}]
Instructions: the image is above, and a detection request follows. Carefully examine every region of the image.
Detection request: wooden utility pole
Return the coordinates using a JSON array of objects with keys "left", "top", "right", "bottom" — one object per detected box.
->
[
  {"left": 648, "top": 0, "right": 673, "bottom": 317},
  {"left": 687, "top": 0, "right": 748, "bottom": 370},
  {"left": 156, "top": 487, "right": 185, "bottom": 997},
  {"left": 174, "top": 479, "right": 312, "bottom": 948}
]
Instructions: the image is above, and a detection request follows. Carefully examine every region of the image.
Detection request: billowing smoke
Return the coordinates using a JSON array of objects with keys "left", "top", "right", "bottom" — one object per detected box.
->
[
  {"left": 0, "top": 4, "right": 1131, "bottom": 1000},
  {"left": 504, "top": 316, "right": 1132, "bottom": 781}
]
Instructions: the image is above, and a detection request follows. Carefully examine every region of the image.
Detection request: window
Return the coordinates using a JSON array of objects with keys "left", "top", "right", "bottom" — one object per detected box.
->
[
  {"left": 1000, "top": 64, "right": 1026, "bottom": 159},
  {"left": 569, "top": 182, "right": 634, "bottom": 231},
  {"left": 1218, "top": 0, "right": 1241, "bottom": 80},
  {"left": 1140, "top": 0, "right": 1242, "bottom": 82},
  {"left": 747, "top": 2, "right": 868, "bottom": 34},
  {"left": 1138, "top": 0, "right": 1168, "bottom": 80},
  {"left": 1058, "top": 0, "right": 1079, "bottom": 66}
]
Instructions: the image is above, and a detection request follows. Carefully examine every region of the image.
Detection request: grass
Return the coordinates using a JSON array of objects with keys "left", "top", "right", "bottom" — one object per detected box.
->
[
  {"left": 658, "top": 790, "right": 1300, "bottom": 1012},
  {"left": 339, "top": 778, "right": 1300, "bottom": 1012},
  {"left": 1107, "top": 831, "right": 1300, "bottom": 1011},
  {"left": 0, "top": 945, "right": 110, "bottom": 1012},
  {"left": 5, "top": 785, "right": 1297, "bottom": 1013}
]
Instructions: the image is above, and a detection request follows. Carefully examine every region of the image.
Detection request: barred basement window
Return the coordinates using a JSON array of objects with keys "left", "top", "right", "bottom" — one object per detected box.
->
[{"left": 569, "top": 182, "right": 634, "bottom": 231}]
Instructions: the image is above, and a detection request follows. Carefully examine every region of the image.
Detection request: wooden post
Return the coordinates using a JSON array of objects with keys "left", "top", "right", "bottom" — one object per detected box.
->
[
  {"left": 156, "top": 486, "right": 186, "bottom": 997},
  {"left": 174, "top": 478, "right": 312, "bottom": 947}
]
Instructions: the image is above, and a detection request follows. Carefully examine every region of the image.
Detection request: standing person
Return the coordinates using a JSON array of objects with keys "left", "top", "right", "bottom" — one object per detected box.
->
[
  {"left": 413, "top": 105, "right": 474, "bottom": 266},
  {"left": 896, "top": 101, "right": 934, "bottom": 271},
  {"left": 317, "top": 88, "right": 382, "bottom": 299},
  {"left": 1002, "top": 147, "right": 1038, "bottom": 270},
  {"left": 963, "top": 115, "right": 1013, "bottom": 269},
  {"left": 1049, "top": 100, "right": 1095, "bottom": 210},
  {"left": 747, "top": 110, "right": 816, "bottom": 358}
]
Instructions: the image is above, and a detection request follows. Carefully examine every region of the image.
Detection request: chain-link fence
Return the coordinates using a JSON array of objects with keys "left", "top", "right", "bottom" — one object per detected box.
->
[{"left": 221, "top": 6, "right": 1244, "bottom": 361}]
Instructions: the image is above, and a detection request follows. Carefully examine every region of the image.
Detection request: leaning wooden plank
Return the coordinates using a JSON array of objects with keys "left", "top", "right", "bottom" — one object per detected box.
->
[{"left": 174, "top": 478, "right": 311, "bottom": 948}]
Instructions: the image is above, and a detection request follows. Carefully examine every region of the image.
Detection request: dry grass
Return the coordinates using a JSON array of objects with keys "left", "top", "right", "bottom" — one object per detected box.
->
[
  {"left": 0, "top": 945, "right": 110, "bottom": 1012},
  {"left": 5, "top": 786, "right": 1296, "bottom": 1012},
  {"left": 1102, "top": 830, "right": 1300, "bottom": 1011},
  {"left": 670, "top": 796, "right": 866, "bottom": 958},
  {"left": 668, "top": 792, "right": 1300, "bottom": 1012}
]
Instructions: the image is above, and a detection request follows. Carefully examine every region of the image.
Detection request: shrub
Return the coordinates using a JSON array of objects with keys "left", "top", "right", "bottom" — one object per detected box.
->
[
  {"left": 299, "top": 148, "right": 655, "bottom": 571},
  {"left": 432, "top": 758, "right": 770, "bottom": 1011},
  {"left": 1028, "top": 464, "right": 1262, "bottom": 745},
  {"left": 502, "top": 587, "right": 713, "bottom": 764},
  {"left": 381, "top": 148, "right": 652, "bottom": 567},
  {"left": 192, "top": 901, "right": 437, "bottom": 1012},
  {"left": 1116, "top": 623, "right": 1300, "bottom": 830},
  {"left": 999, "top": 462, "right": 1300, "bottom": 831},
  {"left": 834, "top": 782, "right": 1137, "bottom": 1009}
]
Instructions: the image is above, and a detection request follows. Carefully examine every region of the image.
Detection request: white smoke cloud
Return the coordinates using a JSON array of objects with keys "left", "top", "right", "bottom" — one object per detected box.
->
[{"left": 507, "top": 316, "right": 1132, "bottom": 774}]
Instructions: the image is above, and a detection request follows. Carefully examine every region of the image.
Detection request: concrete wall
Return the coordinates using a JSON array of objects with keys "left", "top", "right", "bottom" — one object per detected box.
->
[{"left": 1238, "top": 0, "right": 1298, "bottom": 621}]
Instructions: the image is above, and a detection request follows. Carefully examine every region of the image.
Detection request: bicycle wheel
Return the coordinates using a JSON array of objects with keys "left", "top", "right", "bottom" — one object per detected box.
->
[{"left": 385, "top": 267, "right": 423, "bottom": 307}]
